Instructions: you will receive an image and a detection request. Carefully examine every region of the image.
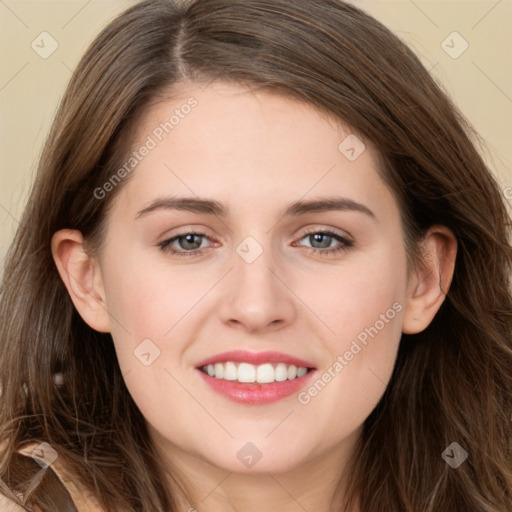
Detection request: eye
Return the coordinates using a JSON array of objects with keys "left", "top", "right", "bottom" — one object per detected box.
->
[
  {"left": 294, "top": 229, "right": 353, "bottom": 256},
  {"left": 158, "top": 228, "right": 353, "bottom": 258},
  {"left": 158, "top": 231, "right": 213, "bottom": 257}
]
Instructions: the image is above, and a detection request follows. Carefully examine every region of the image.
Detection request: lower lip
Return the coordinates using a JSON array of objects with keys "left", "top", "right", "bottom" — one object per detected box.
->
[{"left": 196, "top": 368, "right": 316, "bottom": 405}]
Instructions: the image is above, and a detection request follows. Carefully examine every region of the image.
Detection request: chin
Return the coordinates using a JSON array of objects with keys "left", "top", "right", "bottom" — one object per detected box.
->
[{"left": 198, "top": 440, "right": 311, "bottom": 475}]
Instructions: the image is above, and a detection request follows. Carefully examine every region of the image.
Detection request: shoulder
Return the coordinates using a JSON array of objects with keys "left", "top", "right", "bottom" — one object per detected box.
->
[
  {"left": 0, "top": 490, "right": 105, "bottom": 512},
  {"left": 8, "top": 443, "right": 107, "bottom": 512},
  {"left": 0, "top": 493, "right": 31, "bottom": 512}
]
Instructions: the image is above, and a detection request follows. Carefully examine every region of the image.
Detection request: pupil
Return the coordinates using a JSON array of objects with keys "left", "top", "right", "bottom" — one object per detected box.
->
[
  {"left": 182, "top": 234, "right": 201, "bottom": 250},
  {"left": 312, "top": 233, "right": 331, "bottom": 248}
]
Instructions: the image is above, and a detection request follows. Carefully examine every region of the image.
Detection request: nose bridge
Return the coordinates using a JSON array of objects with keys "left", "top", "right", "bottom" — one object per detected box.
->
[
  {"left": 217, "top": 232, "right": 296, "bottom": 331},
  {"left": 235, "top": 234, "right": 277, "bottom": 290}
]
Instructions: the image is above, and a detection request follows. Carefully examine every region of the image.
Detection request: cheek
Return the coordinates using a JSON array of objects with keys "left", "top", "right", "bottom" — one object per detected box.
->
[
  {"left": 100, "top": 249, "right": 217, "bottom": 394},
  {"left": 295, "top": 322, "right": 403, "bottom": 453},
  {"left": 295, "top": 250, "right": 406, "bottom": 434},
  {"left": 102, "top": 248, "right": 209, "bottom": 337},
  {"left": 306, "top": 249, "right": 406, "bottom": 343}
]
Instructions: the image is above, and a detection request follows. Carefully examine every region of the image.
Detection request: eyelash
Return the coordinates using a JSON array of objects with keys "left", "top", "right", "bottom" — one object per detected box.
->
[{"left": 157, "top": 228, "right": 353, "bottom": 258}]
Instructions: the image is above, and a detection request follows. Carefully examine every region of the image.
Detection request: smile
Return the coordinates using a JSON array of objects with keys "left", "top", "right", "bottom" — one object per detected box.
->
[{"left": 195, "top": 350, "right": 317, "bottom": 405}]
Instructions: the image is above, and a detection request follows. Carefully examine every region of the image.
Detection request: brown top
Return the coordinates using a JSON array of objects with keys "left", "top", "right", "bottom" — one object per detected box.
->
[{"left": 0, "top": 443, "right": 106, "bottom": 512}]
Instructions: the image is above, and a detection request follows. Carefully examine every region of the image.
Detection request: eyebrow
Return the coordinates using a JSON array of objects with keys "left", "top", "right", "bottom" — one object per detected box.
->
[{"left": 135, "top": 196, "right": 377, "bottom": 220}]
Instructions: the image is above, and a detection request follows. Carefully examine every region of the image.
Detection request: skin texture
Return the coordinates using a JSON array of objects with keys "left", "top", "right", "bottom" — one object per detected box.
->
[{"left": 52, "top": 81, "right": 457, "bottom": 512}]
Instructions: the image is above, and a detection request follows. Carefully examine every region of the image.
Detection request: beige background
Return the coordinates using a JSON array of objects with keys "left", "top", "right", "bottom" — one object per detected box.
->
[{"left": 1, "top": 0, "right": 511, "bottom": 269}]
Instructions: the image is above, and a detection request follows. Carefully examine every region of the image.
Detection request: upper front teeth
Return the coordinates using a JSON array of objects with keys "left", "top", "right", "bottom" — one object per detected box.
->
[{"left": 202, "top": 362, "right": 309, "bottom": 383}]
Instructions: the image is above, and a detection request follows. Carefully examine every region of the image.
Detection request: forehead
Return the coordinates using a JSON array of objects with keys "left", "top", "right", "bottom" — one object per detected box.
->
[{"left": 110, "top": 80, "right": 395, "bottom": 221}]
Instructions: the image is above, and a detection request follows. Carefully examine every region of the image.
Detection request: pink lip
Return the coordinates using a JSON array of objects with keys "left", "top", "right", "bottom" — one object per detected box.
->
[
  {"left": 197, "top": 368, "right": 317, "bottom": 405},
  {"left": 195, "top": 350, "right": 316, "bottom": 369},
  {"left": 195, "top": 350, "right": 317, "bottom": 405}
]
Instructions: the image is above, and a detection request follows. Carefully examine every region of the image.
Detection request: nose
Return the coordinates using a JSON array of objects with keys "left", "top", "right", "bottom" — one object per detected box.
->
[{"left": 217, "top": 241, "right": 297, "bottom": 333}]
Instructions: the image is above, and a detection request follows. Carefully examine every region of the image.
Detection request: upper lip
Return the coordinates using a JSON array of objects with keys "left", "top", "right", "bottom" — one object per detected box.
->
[{"left": 195, "top": 350, "right": 316, "bottom": 369}]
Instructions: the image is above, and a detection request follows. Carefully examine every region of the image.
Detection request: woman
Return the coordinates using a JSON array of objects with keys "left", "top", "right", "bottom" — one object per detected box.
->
[{"left": 1, "top": 0, "right": 511, "bottom": 511}]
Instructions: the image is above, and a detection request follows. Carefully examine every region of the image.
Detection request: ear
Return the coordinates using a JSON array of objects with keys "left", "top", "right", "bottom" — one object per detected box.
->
[
  {"left": 51, "top": 229, "right": 111, "bottom": 333},
  {"left": 402, "top": 225, "right": 457, "bottom": 334}
]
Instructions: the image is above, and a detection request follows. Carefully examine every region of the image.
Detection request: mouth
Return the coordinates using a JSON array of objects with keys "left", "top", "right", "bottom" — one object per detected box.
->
[{"left": 195, "top": 350, "right": 317, "bottom": 405}]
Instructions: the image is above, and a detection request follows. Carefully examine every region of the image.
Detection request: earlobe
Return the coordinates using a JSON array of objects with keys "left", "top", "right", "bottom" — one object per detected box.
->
[
  {"left": 402, "top": 225, "right": 457, "bottom": 335},
  {"left": 51, "top": 229, "right": 111, "bottom": 333}
]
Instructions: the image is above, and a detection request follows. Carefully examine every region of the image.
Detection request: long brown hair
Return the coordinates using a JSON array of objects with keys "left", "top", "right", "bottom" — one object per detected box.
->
[{"left": 1, "top": 1, "right": 511, "bottom": 510}]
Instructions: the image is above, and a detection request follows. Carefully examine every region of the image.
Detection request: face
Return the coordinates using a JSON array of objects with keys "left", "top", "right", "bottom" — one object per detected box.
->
[{"left": 91, "top": 81, "right": 409, "bottom": 474}]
